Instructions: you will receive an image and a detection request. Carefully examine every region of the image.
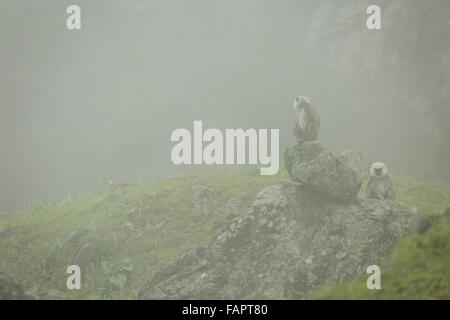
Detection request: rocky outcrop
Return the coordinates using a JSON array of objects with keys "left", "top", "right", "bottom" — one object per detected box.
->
[
  {"left": 138, "top": 182, "right": 420, "bottom": 299},
  {"left": 284, "top": 142, "right": 362, "bottom": 201},
  {"left": 139, "top": 123, "right": 419, "bottom": 299}
]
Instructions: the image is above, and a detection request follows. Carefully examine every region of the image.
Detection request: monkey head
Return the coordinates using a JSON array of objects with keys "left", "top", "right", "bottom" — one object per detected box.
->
[
  {"left": 370, "top": 162, "right": 388, "bottom": 177},
  {"left": 294, "top": 96, "right": 310, "bottom": 110}
]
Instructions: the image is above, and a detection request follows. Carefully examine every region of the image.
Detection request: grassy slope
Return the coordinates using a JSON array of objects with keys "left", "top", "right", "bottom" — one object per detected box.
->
[
  {"left": 0, "top": 169, "right": 287, "bottom": 299},
  {"left": 0, "top": 169, "right": 449, "bottom": 299}
]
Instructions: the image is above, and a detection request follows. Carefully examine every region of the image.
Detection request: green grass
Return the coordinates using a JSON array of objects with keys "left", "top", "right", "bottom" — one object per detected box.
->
[
  {"left": 1, "top": 169, "right": 449, "bottom": 299},
  {"left": 0, "top": 168, "right": 288, "bottom": 299}
]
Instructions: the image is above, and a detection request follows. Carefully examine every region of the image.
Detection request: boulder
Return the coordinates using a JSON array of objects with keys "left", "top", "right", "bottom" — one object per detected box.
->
[
  {"left": 339, "top": 149, "right": 370, "bottom": 182},
  {"left": 138, "top": 183, "right": 420, "bottom": 299},
  {"left": 285, "top": 143, "right": 362, "bottom": 201}
]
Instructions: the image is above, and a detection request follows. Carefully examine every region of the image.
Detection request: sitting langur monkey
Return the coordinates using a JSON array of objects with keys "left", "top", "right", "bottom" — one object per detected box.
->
[
  {"left": 293, "top": 96, "right": 320, "bottom": 143},
  {"left": 365, "top": 162, "right": 396, "bottom": 200}
]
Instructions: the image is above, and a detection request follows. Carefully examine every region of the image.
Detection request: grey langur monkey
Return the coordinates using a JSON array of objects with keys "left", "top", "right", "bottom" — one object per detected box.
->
[
  {"left": 365, "top": 162, "right": 396, "bottom": 200},
  {"left": 293, "top": 96, "right": 320, "bottom": 143}
]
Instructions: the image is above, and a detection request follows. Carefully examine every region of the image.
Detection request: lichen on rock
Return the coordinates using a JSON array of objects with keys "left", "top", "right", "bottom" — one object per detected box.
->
[
  {"left": 138, "top": 182, "right": 420, "bottom": 299},
  {"left": 284, "top": 142, "right": 362, "bottom": 201}
]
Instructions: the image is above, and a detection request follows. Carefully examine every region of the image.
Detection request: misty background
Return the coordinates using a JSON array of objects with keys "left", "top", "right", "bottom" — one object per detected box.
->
[{"left": 1, "top": 0, "right": 449, "bottom": 210}]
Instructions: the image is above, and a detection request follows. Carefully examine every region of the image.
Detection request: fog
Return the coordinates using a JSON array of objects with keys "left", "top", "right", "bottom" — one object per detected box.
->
[{"left": 1, "top": 0, "right": 449, "bottom": 210}]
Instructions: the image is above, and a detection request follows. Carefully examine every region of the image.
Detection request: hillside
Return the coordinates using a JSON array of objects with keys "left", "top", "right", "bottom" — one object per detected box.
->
[{"left": 0, "top": 168, "right": 449, "bottom": 299}]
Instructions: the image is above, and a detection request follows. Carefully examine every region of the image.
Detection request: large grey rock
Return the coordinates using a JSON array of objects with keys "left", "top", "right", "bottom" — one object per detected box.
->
[
  {"left": 138, "top": 183, "right": 420, "bottom": 299},
  {"left": 339, "top": 149, "right": 370, "bottom": 182},
  {"left": 284, "top": 143, "right": 362, "bottom": 201}
]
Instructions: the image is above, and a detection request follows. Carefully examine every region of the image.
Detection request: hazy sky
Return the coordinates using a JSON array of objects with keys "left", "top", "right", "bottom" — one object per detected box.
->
[{"left": 1, "top": 0, "right": 449, "bottom": 210}]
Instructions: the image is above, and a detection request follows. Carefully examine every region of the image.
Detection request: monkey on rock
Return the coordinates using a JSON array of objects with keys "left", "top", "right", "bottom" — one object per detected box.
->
[
  {"left": 293, "top": 96, "right": 320, "bottom": 143},
  {"left": 365, "top": 162, "right": 396, "bottom": 200}
]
